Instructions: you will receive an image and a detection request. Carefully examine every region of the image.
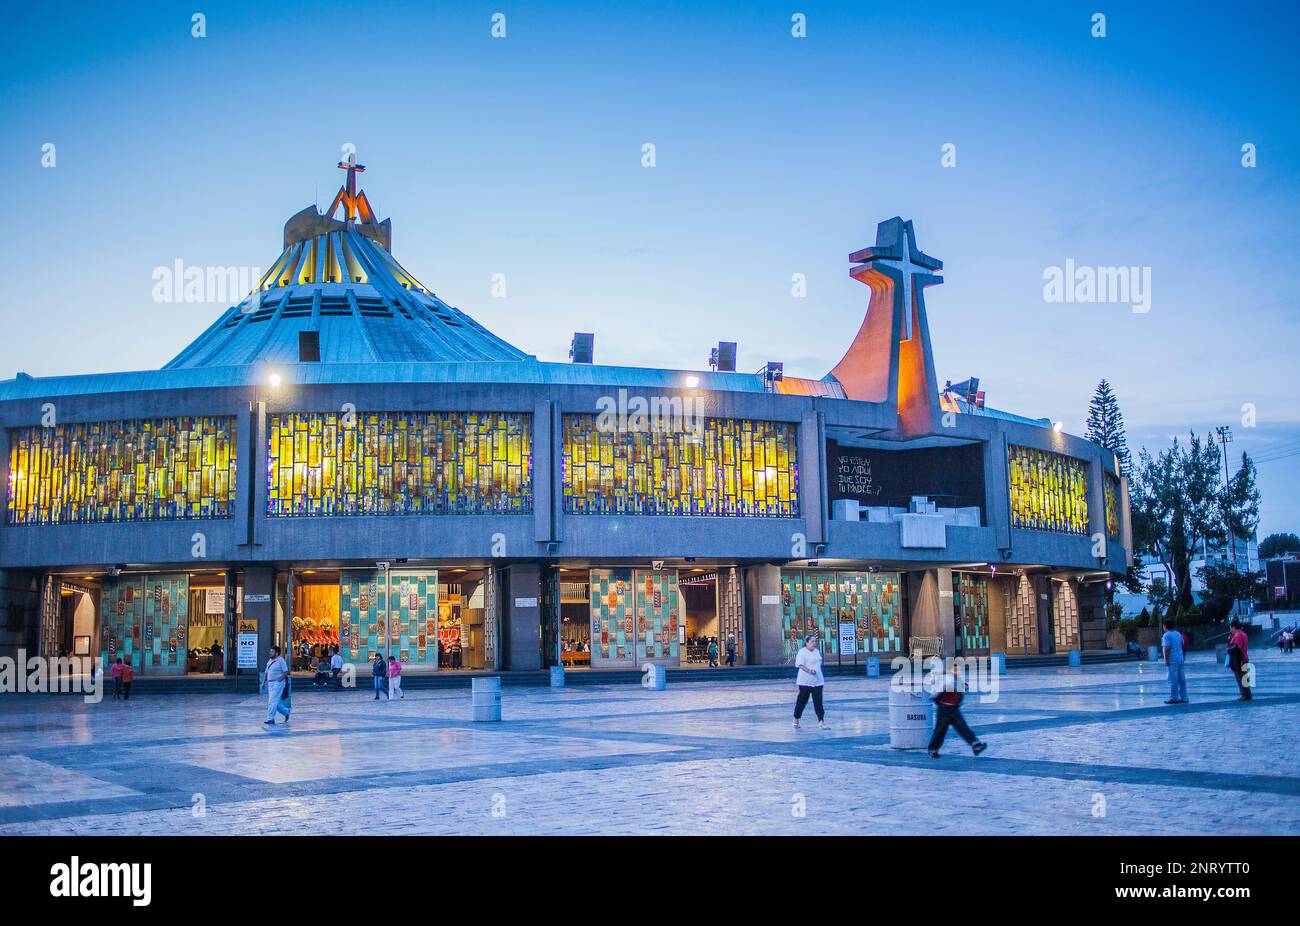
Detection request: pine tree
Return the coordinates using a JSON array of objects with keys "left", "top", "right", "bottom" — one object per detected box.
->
[{"left": 1086, "top": 378, "right": 1132, "bottom": 477}]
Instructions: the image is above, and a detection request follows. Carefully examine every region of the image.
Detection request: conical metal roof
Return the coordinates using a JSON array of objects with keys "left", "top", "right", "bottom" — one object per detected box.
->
[{"left": 164, "top": 157, "right": 530, "bottom": 369}]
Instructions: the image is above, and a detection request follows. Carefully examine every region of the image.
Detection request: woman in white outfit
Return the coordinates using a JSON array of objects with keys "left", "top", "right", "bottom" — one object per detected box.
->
[
  {"left": 793, "top": 633, "right": 827, "bottom": 729},
  {"left": 262, "top": 645, "right": 291, "bottom": 725}
]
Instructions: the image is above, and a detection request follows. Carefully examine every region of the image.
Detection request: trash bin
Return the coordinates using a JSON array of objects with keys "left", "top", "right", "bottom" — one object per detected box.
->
[
  {"left": 1147, "top": 645, "right": 1160, "bottom": 662},
  {"left": 642, "top": 662, "right": 666, "bottom": 690},
  {"left": 866, "top": 655, "right": 881, "bottom": 677},
  {"left": 471, "top": 676, "right": 502, "bottom": 721},
  {"left": 549, "top": 665, "right": 565, "bottom": 688},
  {"left": 888, "top": 682, "right": 933, "bottom": 750},
  {"left": 990, "top": 652, "right": 1006, "bottom": 675},
  {"left": 1068, "top": 649, "right": 1082, "bottom": 667}
]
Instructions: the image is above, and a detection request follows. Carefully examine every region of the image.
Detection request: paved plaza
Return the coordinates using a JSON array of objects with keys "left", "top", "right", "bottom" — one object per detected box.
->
[{"left": 1, "top": 650, "right": 1297, "bottom": 835}]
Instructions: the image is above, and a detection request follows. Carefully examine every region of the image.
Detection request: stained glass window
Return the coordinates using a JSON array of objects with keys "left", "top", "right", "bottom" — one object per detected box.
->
[
  {"left": 780, "top": 570, "right": 903, "bottom": 661},
  {"left": 266, "top": 412, "right": 531, "bottom": 516},
  {"left": 1007, "top": 444, "right": 1089, "bottom": 535},
  {"left": 1104, "top": 474, "right": 1121, "bottom": 538},
  {"left": 953, "top": 572, "right": 990, "bottom": 654},
  {"left": 561, "top": 416, "right": 798, "bottom": 517},
  {"left": 7, "top": 417, "right": 237, "bottom": 525}
]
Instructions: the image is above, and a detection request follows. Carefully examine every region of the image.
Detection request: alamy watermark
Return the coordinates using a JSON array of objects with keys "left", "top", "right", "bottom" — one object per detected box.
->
[
  {"left": 1042, "top": 259, "right": 1151, "bottom": 314},
  {"left": 1, "top": 651, "right": 102, "bottom": 703},
  {"left": 595, "top": 388, "right": 704, "bottom": 438}
]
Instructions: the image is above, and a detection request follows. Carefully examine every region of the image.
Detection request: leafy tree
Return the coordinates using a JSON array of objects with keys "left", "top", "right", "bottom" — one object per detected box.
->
[
  {"left": 1131, "top": 432, "right": 1257, "bottom": 611},
  {"left": 1259, "top": 532, "right": 1300, "bottom": 559},
  {"left": 1085, "top": 378, "right": 1133, "bottom": 477},
  {"left": 1200, "top": 561, "right": 1265, "bottom": 622}
]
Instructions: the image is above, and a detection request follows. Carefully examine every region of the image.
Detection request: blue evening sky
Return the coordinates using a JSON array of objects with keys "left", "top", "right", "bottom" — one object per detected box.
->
[{"left": 2, "top": 1, "right": 1297, "bottom": 535}]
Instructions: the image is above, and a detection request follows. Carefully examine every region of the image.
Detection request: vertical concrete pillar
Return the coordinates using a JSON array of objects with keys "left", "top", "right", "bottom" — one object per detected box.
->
[
  {"left": 985, "top": 434, "right": 1012, "bottom": 552},
  {"left": 243, "top": 566, "right": 276, "bottom": 666},
  {"left": 798, "top": 411, "right": 827, "bottom": 546},
  {"left": 502, "top": 563, "right": 542, "bottom": 671},
  {"left": 935, "top": 568, "right": 956, "bottom": 656},
  {"left": 744, "top": 565, "right": 784, "bottom": 665},
  {"left": 533, "top": 399, "right": 556, "bottom": 545}
]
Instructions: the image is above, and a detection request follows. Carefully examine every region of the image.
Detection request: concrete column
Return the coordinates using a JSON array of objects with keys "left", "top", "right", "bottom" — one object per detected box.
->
[
  {"left": 533, "top": 399, "right": 555, "bottom": 544},
  {"left": 502, "top": 563, "right": 542, "bottom": 671},
  {"left": 935, "top": 568, "right": 956, "bottom": 656},
  {"left": 798, "top": 411, "right": 827, "bottom": 546},
  {"left": 243, "top": 566, "right": 276, "bottom": 665},
  {"left": 744, "top": 565, "right": 784, "bottom": 665},
  {"left": 985, "top": 434, "right": 1012, "bottom": 552}
]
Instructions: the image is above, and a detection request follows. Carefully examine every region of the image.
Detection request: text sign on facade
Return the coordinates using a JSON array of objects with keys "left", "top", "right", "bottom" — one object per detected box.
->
[
  {"left": 838, "top": 622, "right": 858, "bottom": 657},
  {"left": 237, "top": 633, "right": 258, "bottom": 668}
]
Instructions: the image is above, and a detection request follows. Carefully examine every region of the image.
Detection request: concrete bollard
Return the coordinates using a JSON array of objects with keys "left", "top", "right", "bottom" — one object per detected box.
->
[
  {"left": 866, "top": 655, "right": 881, "bottom": 677},
  {"left": 991, "top": 652, "right": 1006, "bottom": 675},
  {"left": 1147, "top": 645, "right": 1160, "bottom": 662},
  {"left": 642, "top": 662, "right": 666, "bottom": 691},
  {"left": 549, "top": 665, "right": 565, "bottom": 688},
  {"left": 471, "top": 676, "right": 502, "bottom": 722},
  {"left": 888, "top": 682, "right": 933, "bottom": 750},
  {"left": 1068, "top": 649, "right": 1082, "bottom": 667}
]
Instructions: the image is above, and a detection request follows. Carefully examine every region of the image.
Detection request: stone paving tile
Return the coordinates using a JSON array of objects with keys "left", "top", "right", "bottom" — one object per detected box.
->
[
  {"left": 137, "top": 726, "right": 686, "bottom": 784},
  {"left": 0, "top": 755, "right": 139, "bottom": 808}
]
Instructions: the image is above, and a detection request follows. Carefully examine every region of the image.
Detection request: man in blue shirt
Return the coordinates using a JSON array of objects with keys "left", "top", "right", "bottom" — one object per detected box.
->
[{"left": 1161, "top": 618, "right": 1188, "bottom": 704}]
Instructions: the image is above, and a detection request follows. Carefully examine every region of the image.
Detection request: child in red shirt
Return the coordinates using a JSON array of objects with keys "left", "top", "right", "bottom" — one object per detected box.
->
[
  {"left": 110, "top": 657, "right": 124, "bottom": 701},
  {"left": 121, "top": 662, "right": 134, "bottom": 701}
]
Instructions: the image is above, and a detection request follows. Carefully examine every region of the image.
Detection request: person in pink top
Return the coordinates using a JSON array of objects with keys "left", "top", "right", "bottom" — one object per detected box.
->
[
  {"left": 1227, "top": 619, "right": 1252, "bottom": 701},
  {"left": 110, "top": 657, "right": 124, "bottom": 701},
  {"left": 388, "top": 655, "right": 404, "bottom": 700}
]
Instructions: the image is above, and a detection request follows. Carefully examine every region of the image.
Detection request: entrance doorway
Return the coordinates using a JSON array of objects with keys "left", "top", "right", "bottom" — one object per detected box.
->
[
  {"left": 681, "top": 571, "right": 719, "bottom": 666},
  {"left": 287, "top": 566, "right": 496, "bottom": 673}
]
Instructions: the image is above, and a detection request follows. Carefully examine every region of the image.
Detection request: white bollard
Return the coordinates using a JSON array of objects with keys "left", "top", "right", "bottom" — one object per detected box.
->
[
  {"left": 471, "top": 676, "right": 502, "bottom": 722},
  {"left": 888, "top": 682, "right": 933, "bottom": 750}
]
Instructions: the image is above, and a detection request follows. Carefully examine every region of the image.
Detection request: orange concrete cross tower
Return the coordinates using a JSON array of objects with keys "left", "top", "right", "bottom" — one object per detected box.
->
[{"left": 828, "top": 217, "right": 945, "bottom": 436}]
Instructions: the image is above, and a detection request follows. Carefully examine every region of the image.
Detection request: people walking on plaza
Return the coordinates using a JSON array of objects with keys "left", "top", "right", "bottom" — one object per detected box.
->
[
  {"left": 1227, "top": 618, "right": 1253, "bottom": 701},
  {"left": 330, "top": 646, "right": 344, "bottom": 689},
  {"left": 388, "top": 654, "right": 404, "bottom": 700},
  {"left": 1161, "top": 618, "right": 1188, "bottom": 704},
  {"left": 110, "top": 657, "right": 124, "bottom": 701},
  {"left": 262, "top": 645, "right": 291, "bottom": 725},
  {"left": 1279, "top": 629, "right": 1293, "bottom": 654},
  {"left": 793, "top": 633, "right": 827, "bottom": 730},
  {"left": 121, "top": 661, "right": 133, "bottom": 701},
  {"left": 927, "top": 666, "right": 987, "bottom": 759},
  {"left": 372, "top": 652, "right": 387, "bottom": 699},
  {"left": 725, "top": 635, "right": 737, "bottom": 668},
  {"left": 707, "top": 637, "right": 719, "bottom": 668}
]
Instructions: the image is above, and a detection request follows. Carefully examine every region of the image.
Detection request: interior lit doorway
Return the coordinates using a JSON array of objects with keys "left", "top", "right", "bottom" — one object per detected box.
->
[
  {"left": 558, "top": 569, "right": 592, "bottom": 668},
  {"left": 680, "top": 571, "right": 720, "bottom": 666}
]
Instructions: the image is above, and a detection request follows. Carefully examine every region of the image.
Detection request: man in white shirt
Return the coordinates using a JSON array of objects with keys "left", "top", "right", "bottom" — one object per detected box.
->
[
  {"left": 329, "top": 646, "right": 344, "bottom": 690},
  {"left": 793, "top": 633, "right": 828, "bottom": 730},
  {"left": 262, "top": 646, "right": 292, "bottom": 725}
]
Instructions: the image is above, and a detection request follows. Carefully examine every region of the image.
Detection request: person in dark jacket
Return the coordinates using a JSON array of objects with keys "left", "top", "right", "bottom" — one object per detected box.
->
[
  {"left": 928, "top": 667, "right": 987, "bottom": 758},
  {"left": 372, "top": 653, "right": 387, "bottom": 700},
  {"left": 725, "top": 635, "right": 737, "bottom": 667}
]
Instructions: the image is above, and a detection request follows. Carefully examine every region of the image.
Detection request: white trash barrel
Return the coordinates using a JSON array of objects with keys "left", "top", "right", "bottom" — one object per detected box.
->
[
  {"left": 642, "top": 662, "right": 666, "bottom": 691},
  {"left": 471, "top": 676, "right": 502, "bottom": 722},
  {"left": 549, "top": 665, "right": 565, "bottom": 688},
  {"left": 888, "top": 683, "right": 933, "bottom": 750},
  {"left": 991, "top": 652, "right": 1006, "bottom": 675},
  {"left": 1147, "top": 645, "right": 1160, "bottom": 662},
  {"left": 1068, "top": 649, "right": 1082, "bottom": 667},
  {"left": 865, "top": 656, "right": 881, "bottom": 677}
]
